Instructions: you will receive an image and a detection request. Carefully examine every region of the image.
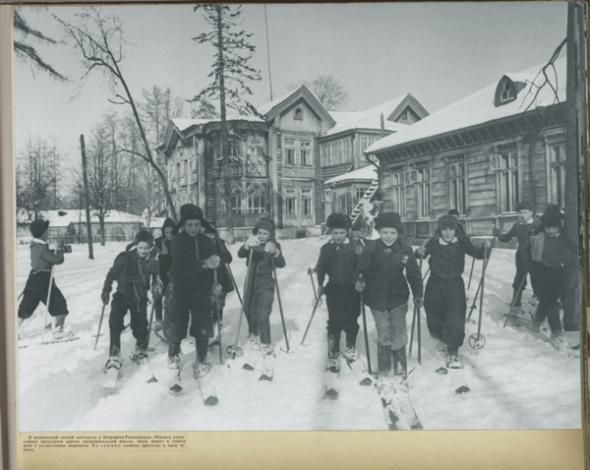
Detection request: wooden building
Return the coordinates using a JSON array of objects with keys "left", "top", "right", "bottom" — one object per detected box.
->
[{"left": 366, "top": 57, "right": 568, "bottom": 239}]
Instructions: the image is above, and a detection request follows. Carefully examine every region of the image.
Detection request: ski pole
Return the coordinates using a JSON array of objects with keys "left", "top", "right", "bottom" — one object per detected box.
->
[
  {"left": 469, "top": 239, "right": 494, "bottom": 349},
  {"left": 40, "top": 266, "right": 55, "bottom": 343},
  {"left": 360, "top": 290, "right": 372, "bottom": 374},
  {"left": 226, "top": 264, "right": 243, "bottom": 306},
  {"left": 271, "top": 257, "right": 290, "bottom": 353},
  {"left": 307, "top": 267, "right": 318, "bottom": 302},
  {"left": 466, "top": 274, "right": 484, "bottom": 322},
  {"left": 502, "top": 272, "right": 527, "bottom": 328},
  {"left": 300, "top": 293, "right": 323, "bottom": 346},
  {"left": 422, "top": 267, "right": 430, "bottom": 282},
  {"left": 227, "top": 249, "right": 254, "bottom": 357},
  {"left": 94, "top": 303, "right": 107, "bottom": 350},
  {"left": 410, "top": 256, "right": 424, "bottom": 358},
  {"left": 467, "top": 257, "right": 476, "bottom": 290},
  {"left": 212, "top": 269, "right": 223, "bottom": 365}
]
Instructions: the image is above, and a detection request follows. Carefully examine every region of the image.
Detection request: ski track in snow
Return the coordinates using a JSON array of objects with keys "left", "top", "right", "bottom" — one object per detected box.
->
[{"left": 16, "top": 240, "right": 581, "bottom": 431}]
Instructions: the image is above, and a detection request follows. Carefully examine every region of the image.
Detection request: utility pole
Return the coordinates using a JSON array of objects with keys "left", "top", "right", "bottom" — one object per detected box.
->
[{"left": 80, "top": 134, "right": 94, "bottom": 260}]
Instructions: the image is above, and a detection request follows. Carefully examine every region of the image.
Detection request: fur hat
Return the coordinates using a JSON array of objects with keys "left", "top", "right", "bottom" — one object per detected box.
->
[
  {"left": 253, "top": 217, "right": 275, "bottom": 235},
  {"left": 374, "top": 212, "right": 403, "bottom": 232},
  {"left": 437, "top": 214, "right": 458, "bottom": 232},
  {"left": 326, "top": 213, "right": 351, "bottom": 230},
  {"left": 30, "top": 219, "right": 49, "bottom": 238},
  {"left": 161, "top": 217, "right": 177, "bottom": 234},
  {"left": 540, "top": 204, "right": 564, "bottom": 228},
  {"left": 178, "top": 203, "right": 203, "bottom": 228},
  {"left": 516, "top": 201, "right": 533, "bottom": 212},
  {"left": 134, "top": 230, "right": 154, "bottom": 245}
]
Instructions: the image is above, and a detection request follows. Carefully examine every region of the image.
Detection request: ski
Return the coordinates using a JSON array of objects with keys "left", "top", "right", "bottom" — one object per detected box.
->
[
  {"left": 193, "top": 364, "right": 218, "bottom": 406},
  {"left": 168, "top": 357, "right": 184, "bottom": 393},
  {"left": 130, "top": 352, "right": 158, "bottom": 384},
  {"left": 342, "top": 353, "right": 373, "bottom": 386},
  {"left": 19, "top": 332, "right": 81, "bottom": 349},
  {"left": 257, "top": 352, "right": 274, "bottom": 382},
  {"left": 435, "top": 363, "right": 471, "bottom": 395},
  {"left": 102, "top": 356, "right": 123, "bottom": 392},
  {"left": 374, "top": 378, "right": 409, "bottom": 430},
  {"left": 323, "top": 355, "right": 340, "bottom": 400},
  {"left": 392, "top": 381, "right": 422, "bottom": 429}
]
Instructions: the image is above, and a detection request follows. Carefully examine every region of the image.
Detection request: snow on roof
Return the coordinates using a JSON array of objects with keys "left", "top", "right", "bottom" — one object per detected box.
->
[
  {"left": 171, "top": 118, "right": 210, "bottom": 132},
  {"left": 366, "top": 56, "right": 567, "bottom": 154},
  {"left": 325, "top": 95, "right": 410, "bottom": 137},
  {"left": 325, "top": 165, "right": 378, "bottom": 186},
  {"left": 171, "top": 114, "right": 264, "bottom": 133},
  {"left": 257, "top": 89, "right": 297, "bottom": 116},
  {"left": 38, "top": 210, "right": 144, "bottom": 227}
]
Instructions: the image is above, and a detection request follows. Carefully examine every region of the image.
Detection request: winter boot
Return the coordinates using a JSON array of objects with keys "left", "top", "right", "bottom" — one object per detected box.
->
[
  {"left": 193, "top": 360, "right": 212, "bottom": 379},
  {"left": 446, "top": 348, "right": 463, "bottom": 369},
  {"left": 342, "top": 330, "right": 358, "bottom": 362},
  {"left": 105, "top": 346, "right": 123, "bottom": 371},
  {"left": 54, "top": 314, "right": 66, "bottom": 328},
  {"left": 377, "top": 344, "right": 392, "bottom": 375},
  {"left": 392, "top": 347, "right": 408, "bottom": 377},
  {"left": 168, "top": 353, "right": 183, "bottom": 391},
  {"left": 131, "top": 338, "right": 149, "bottom": 363},
  {"left": 246, "top": 334, "right": 261, "bottom": 352},
  {"left": 52, "top": 315, "right": 68, "bottom": 339},
  {"left": 327, "top": 332, "right": 340, "bottom": 372}
]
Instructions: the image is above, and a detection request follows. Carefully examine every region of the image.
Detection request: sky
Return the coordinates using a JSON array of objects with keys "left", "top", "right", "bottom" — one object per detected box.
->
[{"left": 14, "top": 2, "right": 568, "bottom": 187}]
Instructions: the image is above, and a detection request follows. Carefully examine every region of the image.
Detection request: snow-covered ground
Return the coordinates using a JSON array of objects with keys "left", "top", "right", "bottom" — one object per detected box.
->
[{"left": 16, "top": 238, "right": 581, "bottom": 431}]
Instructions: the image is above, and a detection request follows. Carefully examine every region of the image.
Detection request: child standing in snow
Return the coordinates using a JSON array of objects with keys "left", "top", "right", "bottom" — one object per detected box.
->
[
  {"left": 18, "top": 219, "right": 70, "bottom": 338},
  {"left": 529, "top": 204, "right": 575, "bottom": 343},
  {"left": 101, "top": 230, "right": 161, "bottom": 367},
  {"left": 154, "top": 217, "right": 176, "bottom": 331},
  {"left": 416, "top": 215, "right": 489, "bottom": 368},
  {"left": 355, "top": 212, "right": 422, "bottom": 385},
  {"left": 237, "top": 217, "right": 286, "bottom": 355},
  {"left": 201, "top": 218, "right": 234, "bottom": 346},
  {"left": 164, "top": 204, "right": 221, "bottom": 380},
  {"left": 315, "top": 213, "right": 362, "bottom": 365},
  {"left": 493, "top": 201, "right": 538, "bottom": 308}
]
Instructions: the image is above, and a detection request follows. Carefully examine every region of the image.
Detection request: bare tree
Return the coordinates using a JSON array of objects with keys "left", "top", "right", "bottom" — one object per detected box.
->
[
  {"left": 14, "top": 10, "right": 66, "bottom": 81},
  {"left": 190, "top": 96, "right": 219, "bottom": 120},
  {"left": 191, "top": 4, "right": 262, "bottom": 243},
  {"left": 289, "top": 74, "right": 348, "bottom": 110},
  {"left": 56, "top": 7, "right": 178, "bottom": 221},
  {"left": 17, "top": 137, "right": 61, "bottom": 215}
]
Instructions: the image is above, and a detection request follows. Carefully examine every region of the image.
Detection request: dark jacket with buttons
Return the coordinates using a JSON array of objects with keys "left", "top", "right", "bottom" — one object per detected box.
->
[
  {"left": 102, "top": 249, "right": 159, "bottom": 300},
  {"left": 419, "top": 236, "right": 486, "bottom": 281},
  {"left": 169, "top": 231, "right": 216, "bottom": 293},
  {"left": 315, "top": 239, "right": 361, "bottom": 287},
  {"left": 356, "top": 238, "right": 423, "bottom": 311}
]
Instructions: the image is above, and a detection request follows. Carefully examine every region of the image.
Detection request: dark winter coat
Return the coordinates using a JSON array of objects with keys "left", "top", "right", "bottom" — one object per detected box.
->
[
  {"left": 315, "top": 238, "right": 361, "bottom": 287},
  {"left": 238, "top": 240, "right": 286, "bottom": 314},
  {"left": 29, "top": 239, "right": 64, "bottom": 271},
  {"left": 155, "top": 236, "right": 173, "bottom": 279},
  {"left": 496, "top": 220, "right": 538, "bottom": 262},
  {"left": 356, "top": 238, "right": 423, "bottom": 311},
  {"left": 530, "top": 232, "right": 576, "bottom": 269},
  {"left": 102, "top": 249, "right": 159, "bottom": 301},
  {"left": 418, "top": 236, "right": 486, "bottom": 281},
  {"left": 169, "top": 231, "right": 217, "bottom": 293}
]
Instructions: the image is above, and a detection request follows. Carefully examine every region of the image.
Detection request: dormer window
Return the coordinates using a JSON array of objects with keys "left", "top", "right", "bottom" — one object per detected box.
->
[
  {"left": 294, "top": 107, "right": 303, "bottom": 120},
  {"left": 494, "top": 76, "right": 525, "bottom": 106}
]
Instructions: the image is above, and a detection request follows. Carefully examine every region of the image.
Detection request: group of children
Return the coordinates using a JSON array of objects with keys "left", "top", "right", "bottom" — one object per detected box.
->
[{"left": 18, "top": 198, "right": 576, "bottom": 389}]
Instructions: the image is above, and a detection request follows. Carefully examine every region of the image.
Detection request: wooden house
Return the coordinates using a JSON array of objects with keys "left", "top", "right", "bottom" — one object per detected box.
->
[{"left": 366, "top": 56, "right": 568, "bottom": 239}]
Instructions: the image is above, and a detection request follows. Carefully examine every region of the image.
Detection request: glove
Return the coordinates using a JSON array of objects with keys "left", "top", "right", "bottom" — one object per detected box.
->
[
  {"left": 203, "top": 255, "right": 221, "bottom": 269},
  {"left": 264, "top": 241, "right": 279, "bottom": 257},
  {"left": 212, "top": 283, "right": 223, "bottom": 296},
  {"left": 101, "top": 291, "right": 110, "bottom": 305},
  {"left": 317, "top": 285, "right": 325, "bottom": 298},
  {"left": 415, "top": 246, "right": 426, "bottom": 257},
  {"left": 246, "top": 236, "right": 260, "bottom": 249},
  {"left": 355, "top": 280, "right": 366, "bottom": 292},
  {"left": 414, "top": 297, "right": 423, "bottom": 309}
]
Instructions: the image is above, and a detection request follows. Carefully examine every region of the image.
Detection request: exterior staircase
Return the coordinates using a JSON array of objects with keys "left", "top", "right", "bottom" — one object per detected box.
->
[{"left": 350, "top": 178, "right": 380, "bottom": 225}]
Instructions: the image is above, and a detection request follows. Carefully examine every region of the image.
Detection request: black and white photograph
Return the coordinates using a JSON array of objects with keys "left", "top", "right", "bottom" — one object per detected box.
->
[{"left": 13, "top": 2, "right": 586, "bottom": 432}]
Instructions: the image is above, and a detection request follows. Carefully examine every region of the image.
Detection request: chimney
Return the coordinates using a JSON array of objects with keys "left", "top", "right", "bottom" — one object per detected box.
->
[{"left": 380, "top": 113, "right": 385, "bottom": 130}]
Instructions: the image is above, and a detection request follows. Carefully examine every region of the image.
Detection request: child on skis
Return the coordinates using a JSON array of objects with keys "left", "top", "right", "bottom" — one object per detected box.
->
[
  {"left": 201, "top": 218, "right": 234, "bottom": 346},
  {"left": 153, "top": 218, "right": 176, "bottom": 332},
  {"left": 355, "top": 212, "right": 422, "bottom": 386},
  {"left": 416, "top": 215, "right": 490, "bottom": 368},
  {"left": 164, "top": 204, "right": 221, "bottom": 381},
  {"left": 315, "top": 213, "right": 362, "bottom": 366},
  {"left": 237, "top": 217, "right": 286, "bottom": 355},
  {"left": 493, "top": 201, "right": 538, "bottom": 308},
  {"left": 101, "top": 230, "right": 161, "bottom": 368},
  {"left": 18, "top": 219, "right": 70, "bottom": 338},
  {"left": 529, "top": 204, "right": 575, "bottom": 343}
]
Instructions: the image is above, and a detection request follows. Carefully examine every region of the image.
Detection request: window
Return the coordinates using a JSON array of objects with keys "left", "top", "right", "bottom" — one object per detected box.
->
[
  {"left": 284, "top": 191, "right": 297, "bottom": 216},
  {"left": 302, "top": 190, "right": 313, "bottom": 217},
  {"left": 294, "top": 107, "right": 303, "bottom": 120},
  {"left": 247, "top": 184, "right": 266, "bottom": 214},
  {"left": 447, "top": 157, "right": 466, "bottom": 215},
  {"left": 301, "top": 142, "right": 312, "bottom": 166},
  {"left": 176, "top": 163, "right": 181, "bottom": 185},
  {"left": 414, "top": 167, "right": 431, "bottom": 218},
  {"left": 494, "top": 146, "right": 520, "bottom": 212},
  {"left": 391, "top": 170, "right": 405, "bottom": 215},
  {"left": 284, "top": 138, "right": 295, "bottom": 165},
  {"left": 495, "top": 76, "right": 519, "bottom": 106},
  {"left": 355, "top": 186, "right": 366, "bottom": 202},
  {"left": 548, "top": 142, "right": 566, "bottom": 207}
]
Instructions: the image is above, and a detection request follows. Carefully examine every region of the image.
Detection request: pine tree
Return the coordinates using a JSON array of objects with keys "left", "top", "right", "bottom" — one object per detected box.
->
[{"left": 190, "top": 4, "right": 261, "bottom": 243}]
